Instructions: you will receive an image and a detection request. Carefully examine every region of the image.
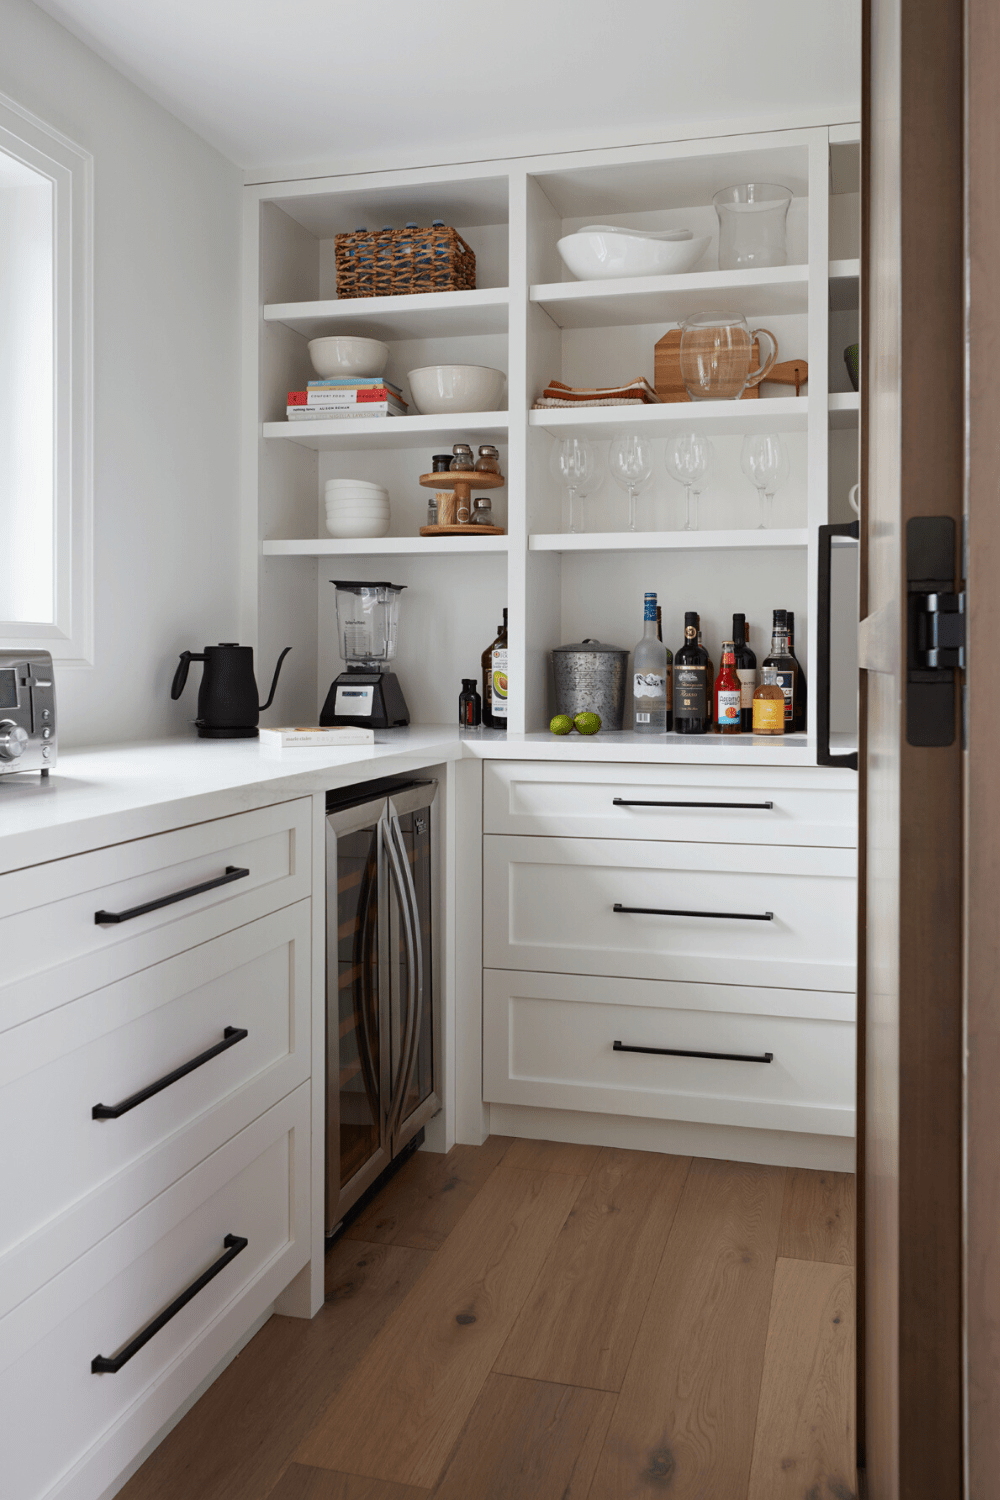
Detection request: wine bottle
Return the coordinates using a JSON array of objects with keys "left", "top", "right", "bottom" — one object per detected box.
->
[
  {"left": 632, "top": 592, "right": 669, "bottom": 733},
  {"left": 714, "top": 641, "right": 742, "bottom": 734},
  {"left": 731, "top": 612, "right": 757, "bottom": 732},
  {"left": 674, "top": 611, "right": 710, "bottom": 734},
  {"left": 656, "top": 605, "right": 673, "bottom": 730},
  {"left": 762, "top": 609, "right": 796, "bottom": 732},
  {"left": 787, "top": 610, "right": 807, "bottom": 732},
  {"left": 696, "top": 619, "right": 714, "bottom": 726}
]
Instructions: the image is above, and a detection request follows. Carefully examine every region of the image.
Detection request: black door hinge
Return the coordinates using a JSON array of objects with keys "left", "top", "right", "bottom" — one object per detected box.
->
[
  {"left": 907, "top": 517, "right": 964, "bottom": 746},
  {"left": 915, "top": 591, "right": 966, "bottom": 670}
]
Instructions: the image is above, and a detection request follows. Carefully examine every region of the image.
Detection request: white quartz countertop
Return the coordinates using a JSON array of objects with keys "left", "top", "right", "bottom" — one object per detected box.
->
[{"left": 0, "top": 725, "right": 857, "bottom": 875}]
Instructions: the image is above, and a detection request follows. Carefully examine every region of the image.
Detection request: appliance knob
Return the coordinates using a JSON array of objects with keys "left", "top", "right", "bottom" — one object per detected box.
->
[{"left": 0, "top": 722, "right": 29, "bottom": 761}]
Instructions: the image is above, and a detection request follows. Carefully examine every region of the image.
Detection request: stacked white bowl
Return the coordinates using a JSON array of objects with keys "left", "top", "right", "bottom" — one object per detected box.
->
[{"left": 325, "top": 478, "right": 391, "bottom": 539}]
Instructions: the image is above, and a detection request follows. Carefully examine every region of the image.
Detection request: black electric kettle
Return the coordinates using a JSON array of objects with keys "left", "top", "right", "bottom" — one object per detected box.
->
[{"left": 171, "top": 643, "right": 291, "bottom": 739}]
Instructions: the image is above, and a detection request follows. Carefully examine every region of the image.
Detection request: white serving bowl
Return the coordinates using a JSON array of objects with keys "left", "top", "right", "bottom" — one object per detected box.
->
[
  {"left": 325, "top": 477, "right": 388, "bottom": 491},
  {"left": 325, "top": 490, "right": 390, "bottom": 506},
  {"left": 407, "top": 364, "right": 506, "bottom": 415},
  {"left": 556, "top": 231, "right": 711, "bottom": 280},
  {"left": 325, "top": 515, "right": 392, "bottom": 539},
  {"left": 325, "top": 504, "right": 391, "bottom": 518},
  {"left": 307, "top": 336, "right": 390, "bottom": 378}
]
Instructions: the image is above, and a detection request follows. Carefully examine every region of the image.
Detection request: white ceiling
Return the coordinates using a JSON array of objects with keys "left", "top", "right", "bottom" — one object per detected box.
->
[{"left": 30, "top": 0, "right": 861, "bottom": 175}]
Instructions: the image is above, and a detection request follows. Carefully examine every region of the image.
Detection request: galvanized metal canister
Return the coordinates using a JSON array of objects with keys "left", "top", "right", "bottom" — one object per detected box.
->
[{"left": 551, "top": 639, "right": 629, "bottom": 730}]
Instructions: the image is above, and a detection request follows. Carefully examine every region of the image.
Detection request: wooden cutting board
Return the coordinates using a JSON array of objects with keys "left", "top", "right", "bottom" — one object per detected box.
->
[{"left": 654, "top": 329, "right": 761, "bottom": 402}]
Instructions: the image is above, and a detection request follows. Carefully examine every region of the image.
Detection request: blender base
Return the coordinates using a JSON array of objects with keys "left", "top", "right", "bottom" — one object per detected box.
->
[{"left": 320, "top": 670, "right": 410, "bottom": 729}]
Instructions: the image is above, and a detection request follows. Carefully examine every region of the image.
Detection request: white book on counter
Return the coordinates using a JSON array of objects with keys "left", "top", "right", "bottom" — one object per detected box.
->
[{"left": 259, "top": 725, "right": 375, "bottom": 749}]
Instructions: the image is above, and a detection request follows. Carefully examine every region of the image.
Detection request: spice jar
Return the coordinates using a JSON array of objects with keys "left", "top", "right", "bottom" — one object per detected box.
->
[
  {"left": 431, "top": 454, "right": 452, "bottom": 473},
  {"left": 451, "top": 443, "right": 474, "bottom": 471},
  {"left": 426, "top": 493, "right": 439, "bottom": 527},
  {"left": 470, "top": 496, "right": 494, "bottom": 526},
  {"left": 475, "top": 444, "right": 501, "bottom": 474}
]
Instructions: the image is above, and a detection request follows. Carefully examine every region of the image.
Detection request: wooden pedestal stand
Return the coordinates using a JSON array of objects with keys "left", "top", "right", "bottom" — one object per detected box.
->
[{"left": 418, "top": 470, "right": 506, "bottom": 536}]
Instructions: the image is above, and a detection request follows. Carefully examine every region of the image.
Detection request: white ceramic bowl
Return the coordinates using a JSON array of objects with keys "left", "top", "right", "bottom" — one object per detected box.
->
[
  {"left": 325, "top": 504, "right": 391, "bottom": 518},
  {"left": 307, "top": 336, "right": 390, "bottom": 378},
  {"left": 325, "top": 515, "right": 391, "bottom": 539},
  {"left": 556, "top": 231, "right": 711, "bottom": 280},
  {"left": 325, "top": 489, "right": 390, "bottom": 505},
  {"left": 407, "top": 364, "right": 506, "bottom": 415},
  {"left": 325, "top": 477, "right": 388, "bottom": 491}
]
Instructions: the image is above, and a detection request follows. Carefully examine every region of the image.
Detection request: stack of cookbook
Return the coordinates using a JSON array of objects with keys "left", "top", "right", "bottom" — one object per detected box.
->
[{"left": 286, "top": 377, "right": 408, "bottom": 420}]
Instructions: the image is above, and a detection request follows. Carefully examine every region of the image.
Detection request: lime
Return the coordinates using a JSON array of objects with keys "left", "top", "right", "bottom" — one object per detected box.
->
[
  {"left": 549, "top": 714, "right": 574, "bottom": 736},
  {"left": 574, "top": 711, "right": 601, "bottom": 736}
]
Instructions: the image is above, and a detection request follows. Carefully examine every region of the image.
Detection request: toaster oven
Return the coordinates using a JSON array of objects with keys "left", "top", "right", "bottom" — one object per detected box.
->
[{"left": 0, "top": 651, "right": 57, "bottom": 777}]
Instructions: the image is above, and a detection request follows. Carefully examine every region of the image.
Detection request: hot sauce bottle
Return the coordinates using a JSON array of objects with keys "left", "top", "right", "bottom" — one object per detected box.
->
[{"left": 714, "top": 640, "right": 742, "bottom": 734}]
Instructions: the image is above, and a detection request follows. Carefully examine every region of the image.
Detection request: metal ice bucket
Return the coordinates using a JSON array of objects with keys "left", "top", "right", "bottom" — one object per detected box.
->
[{"left": 551, "top": 638, "right": 629, "bottom": 731}]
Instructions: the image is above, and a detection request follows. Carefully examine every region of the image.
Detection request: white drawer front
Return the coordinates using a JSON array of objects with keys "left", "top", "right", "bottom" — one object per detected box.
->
[
  {"left": 484, "top": 835, "right": 857, "bottom": 992},
  {"left": 0, "top": 901, "right": 310, "bottom": 1282},
  {"left": 0, "top": 799, "right": 311, "bottom": 1032},
  {"left": 0, "top": 1086, "right": 309, "bottom": 1500},
  {"left": 484, "top": 761, "right": 858, "bottom": 847},
  {"left": 483, "top": 969, "right": 855, "bottom": 1136}
]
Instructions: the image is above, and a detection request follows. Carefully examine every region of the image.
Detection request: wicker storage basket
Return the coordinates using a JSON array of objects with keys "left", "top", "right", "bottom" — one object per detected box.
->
[{"left": 334, "top": 225, "right": 476, "bottom": 298}]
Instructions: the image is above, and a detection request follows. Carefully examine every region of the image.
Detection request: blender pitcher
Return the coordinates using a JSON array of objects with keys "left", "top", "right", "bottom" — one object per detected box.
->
[
  {"left": 678, "top": 311, "right": 778, "bottom": 401},
  {"left": 713, "top": 183, "right": 793, "bottom": 270}
]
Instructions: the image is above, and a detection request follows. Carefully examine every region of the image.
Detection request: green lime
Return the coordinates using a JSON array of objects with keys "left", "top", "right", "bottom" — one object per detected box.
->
[
  {"left": 573, "top": 711, "right": 601, "bottom": 736},
  {"left": 549, "top": 714, "right": 574, "bottom": 736}
]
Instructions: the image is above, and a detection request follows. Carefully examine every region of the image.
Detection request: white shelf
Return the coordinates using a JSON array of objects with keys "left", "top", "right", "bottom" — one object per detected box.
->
[
  {"left": 828, "top": 392, "right": 860, "bottom": 429},
  {"left": 529, "top": 397, "right": 809, "bottom": 439},
  {"left": 264, "top": 287, "right": 509, "bottom": 341},
  {"left": 829, "top": 259, "right": 860, "bottom": 312},
  {"left": 531, "top": 265, "right": 809, "bottom": 330},
  {"left": 262, "top": 535, "right": 509, "bottom": 557},
  {"left": 263, "top": 411, "right": 509, "bottom": 451},
  {"left": 529, "top": 528, "right": 809, "bottom": 554}
]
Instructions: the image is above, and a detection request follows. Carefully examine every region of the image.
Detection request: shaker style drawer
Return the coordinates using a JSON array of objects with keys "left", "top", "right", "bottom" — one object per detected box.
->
[
  {"left": 0, "top": 901, "right": 310, "bottom": 1295},
  {"left": 0, "top": 798, "right": 311, "bottom": 1032},
  {"left": 483, "top": 969, "right": 855, "bottom": 1137},
  {"left": 483, "top": 835, "right": 857, "bottom": 993},
  {"left": 484, "top": 761, "right": 858, "bottom": 847},
  {"left": 0, "top": 1086, "right": 309, "bottom": 1500}
]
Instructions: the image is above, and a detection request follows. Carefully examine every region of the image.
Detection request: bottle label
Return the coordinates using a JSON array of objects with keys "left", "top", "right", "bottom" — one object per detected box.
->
[
  {"left": 675, "top": 666, "right": 706, "bottom": 718},
  {"left": 491, "top": 648, "right": 508, "bottom": 720},
  {"left": 716, "top": 689, "right": 741, "bottom": 727},
  {"left": 736, "top": 668, "right": 756, "bottom": 710},
  {"left": 634, "top": 671, "right": 666, "bottom": 701},
  {"left": 773, "top": 669, "right": 795, "bottom": 723},
  {"left": 753, "top": 697, "right": 785, "bottom": 733}
]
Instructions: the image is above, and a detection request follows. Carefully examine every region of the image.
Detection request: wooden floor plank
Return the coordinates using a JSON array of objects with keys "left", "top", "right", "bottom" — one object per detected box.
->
[
  {"left": 345, "top": 1137, "right": 513, "bottom": 1250},
  {"left": 778, "top": 1169, "right": 856, "bottom": 1265},
  {"left": 495, "top": 1148, "right": 691, "bottom": 1391},
  {"left": 266, "top": 1466, "right": 428, "bottom": 1500},
  {"left": 430, "top": 1373, "right": 615, "bottom": 1500},
  {"left": 119, "top": 1239, "right": 433, "bottom": 1500},
  {"left": 746, "top": 1258, "right": 856, "bottom": 1500},
  {"left": 503, "top": 1137, "right": 604, "bottom": 1176},
  {"left": 588, "top": 1157, "right": 786, "bottom": 1500},
  {"left": 295, "top": 1166, "right": 586, "bottom": 1490}
]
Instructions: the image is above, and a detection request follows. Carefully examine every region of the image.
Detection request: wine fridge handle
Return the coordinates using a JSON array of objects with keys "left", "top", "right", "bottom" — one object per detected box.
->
[
  {"left": 817, "top": 520, "right": 860, "bottom": 770},
  {"left": 386, "top": 810, "right": 423, "bottom": 1140}
]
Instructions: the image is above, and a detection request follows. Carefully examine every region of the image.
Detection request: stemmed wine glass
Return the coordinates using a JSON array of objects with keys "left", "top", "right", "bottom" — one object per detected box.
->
[
  {"left": 550, "top": 437, "right": 597, "bottom": 534},
  {"left": 740, "top": 433, "right": 790, "bottom": 528},
  {"left": 608, "top": 432, "right": 654, "bottom": 533},
  {"left": 663, "top": 431, "right": 714, "bottom": 531}
]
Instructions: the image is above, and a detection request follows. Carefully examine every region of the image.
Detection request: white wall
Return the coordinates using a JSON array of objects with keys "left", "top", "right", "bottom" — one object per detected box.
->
[{"left": 0, "top": 0, "right": 242, "bottom": 747}]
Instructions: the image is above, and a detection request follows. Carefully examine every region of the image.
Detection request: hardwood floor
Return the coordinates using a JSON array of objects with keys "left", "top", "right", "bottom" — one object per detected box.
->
[{"left": 123, "top": 1138, "right": 857, "bottom": 1500}]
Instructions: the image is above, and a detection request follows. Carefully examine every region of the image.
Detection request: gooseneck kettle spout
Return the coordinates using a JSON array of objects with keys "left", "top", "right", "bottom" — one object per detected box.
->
[
  {"left": 259, "top": 646, "right": 292, "bottom": 712},
  {"left": 170, "top": 643, "right": 292, "bottom": 740}
]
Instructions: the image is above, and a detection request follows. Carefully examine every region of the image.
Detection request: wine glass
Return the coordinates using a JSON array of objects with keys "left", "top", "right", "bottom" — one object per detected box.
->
[
  {"left": 663, "top": 431, "right": 714, "bottom": 531},
  {"left": 608, "top": 432, "right": 654, "bottom": 532},
  {"left": 550, "top": 437, "right": 596, "bottom": 534},
  {"left": 740, "top": 433, "right": 790, "bottom": 528}
]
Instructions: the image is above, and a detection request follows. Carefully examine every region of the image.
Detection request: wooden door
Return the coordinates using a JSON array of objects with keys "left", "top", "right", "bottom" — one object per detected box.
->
[{"left": 859, "top": 0, "right": 965, "bottom": 1495}]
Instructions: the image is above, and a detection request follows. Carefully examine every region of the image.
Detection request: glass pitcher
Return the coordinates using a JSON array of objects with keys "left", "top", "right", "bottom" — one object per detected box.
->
[
  {"left": 713, "top": 183, "right": 793, "bottom": 270},
  {"left": 678, "top": 311, "right": 778, "bottom": 401}
]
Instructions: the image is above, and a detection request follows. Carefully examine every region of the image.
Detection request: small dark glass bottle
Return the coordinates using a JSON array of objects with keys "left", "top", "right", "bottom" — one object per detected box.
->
[
  {"left": 459, "top": 678, "right": 482, "bottom": 729},
  {"left": 731, "top": 612, "right": 757, "bottom": 732},
  {"left": 762, "top": 609, "right": 797, "bottom": 733},
  {"left": 673, "top": 611, "right": 710, "bottom": 734},
  {"left": 786, "top": 610, "right": 807, "bottom": 732}
]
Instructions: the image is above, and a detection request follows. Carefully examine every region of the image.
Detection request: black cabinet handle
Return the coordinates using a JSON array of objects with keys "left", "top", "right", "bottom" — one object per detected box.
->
[
  {"left": 612, "top": 798, "right": 774, "bottom": 810},
  {"left": 613, "top": 902, "right": 773, "bottom": 922},
  {"left": 95, "top": 865, "right": 250, "bottom": 925},
  {"left": 92, "top": 1027, "right": 249, "bottom": 1120},
  {"left": 91, "top": 1234, "right": 248, "bottom": 1374},
  {"left": 614, "top": 1039, "right": 773, "bottom": 1064},
  {"left": 817, "top": 520, "right": 860, "bottom": 770}
]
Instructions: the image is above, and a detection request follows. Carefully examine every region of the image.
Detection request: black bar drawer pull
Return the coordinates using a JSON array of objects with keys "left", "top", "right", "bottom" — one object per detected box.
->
[
  {"left": 612, "top": 798, "right": 774, "bottom": 810},
  {"left": 613, "top": 902, "right": 774, "bottom": 922},
  {"left": 91, "top": 1234, "right": 248, "bottom": 1374},
  {"left": 92, "top": 1027, "right": 249, "bottom": 1120},
  {"left": 614, "top": 1039, "right": 774, "bottom": 1065},
  {"left": 94, "top": 865, "right": 250, "bottom": 926}
]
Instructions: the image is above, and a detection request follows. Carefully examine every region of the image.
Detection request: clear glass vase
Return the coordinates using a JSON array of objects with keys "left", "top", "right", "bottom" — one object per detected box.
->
[{"left": 713, "top": 183, "right": 792, "bottom": 271}]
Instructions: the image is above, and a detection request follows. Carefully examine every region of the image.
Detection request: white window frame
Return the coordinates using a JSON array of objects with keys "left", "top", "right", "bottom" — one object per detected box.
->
[{"left": 0, "top": 90, "right": 93, "bottom": 667}]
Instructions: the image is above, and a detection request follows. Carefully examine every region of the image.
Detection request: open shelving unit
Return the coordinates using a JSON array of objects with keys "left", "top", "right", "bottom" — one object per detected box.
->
[{"left": 243, "top": 123, "right": 860, "bottom": 747}]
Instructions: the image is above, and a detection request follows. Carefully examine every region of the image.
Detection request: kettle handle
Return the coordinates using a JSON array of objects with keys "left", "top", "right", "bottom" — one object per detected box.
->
[
  {"left": 259, "top": 646, "right": 292, "bottom": 713},
  {"left": 171, "top": 651, "right": 204, "bottom": 700}
]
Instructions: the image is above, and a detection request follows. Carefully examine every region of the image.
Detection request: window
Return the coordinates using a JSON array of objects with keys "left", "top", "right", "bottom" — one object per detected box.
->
[{"left": 0, "top": 91, "right": 92, "bottom": 665}]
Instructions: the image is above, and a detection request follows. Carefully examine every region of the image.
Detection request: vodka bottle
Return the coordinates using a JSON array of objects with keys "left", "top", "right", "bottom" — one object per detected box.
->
[{"left": 632, "top": 591, "right": 669, "bottom": 734}]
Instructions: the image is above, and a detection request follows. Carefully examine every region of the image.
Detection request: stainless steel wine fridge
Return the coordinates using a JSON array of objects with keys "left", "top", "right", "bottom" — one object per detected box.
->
[{"left": 325, "top": 777, "right": 438, "bottom": 1233}]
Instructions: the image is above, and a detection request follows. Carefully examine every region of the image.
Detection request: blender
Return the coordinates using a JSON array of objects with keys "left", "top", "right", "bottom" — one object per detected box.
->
[{"left": 319, "top": 580, "right": 410, "bottom": 729}]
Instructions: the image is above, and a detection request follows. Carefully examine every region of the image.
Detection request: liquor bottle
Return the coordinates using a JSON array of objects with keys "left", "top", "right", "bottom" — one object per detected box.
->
[
  {"left": 481, "top": 608, "right": 508, "bottom": 729},
  {"left": 714, "top": 641, "right": 742, "bottom": 734},
  {"left": 762, "top": 609, "right": 797, "bottom": 732},
  {"left": 731, "top": 612, "right": 757, "bottom": 732},
  {"left": 656, "top": 606, "right": 674, "bottom": 730},
  {"left": 696, "top": 619, "right": 714, "bottom": 726},
  {"left": 786, "top": 610, "right": 807, "bottom": 732},
  {"left": 752, "top": 665, "right": 786, "bottom": 734},
  {"left": 632, "top": 591, "right": 669, "bottom": 734},
  {"left": 674, "top": 611, "right": 710, "bottom": 734}
]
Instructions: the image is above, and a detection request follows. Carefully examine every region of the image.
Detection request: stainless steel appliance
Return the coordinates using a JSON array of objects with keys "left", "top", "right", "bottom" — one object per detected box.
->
[
  {"left": 325, "top": 777, "right": 437, "bottom": 1231},
  {"left": 0, "top": 650, "right": 57, "bottom": 776},
  {"left": 320, "top": 581, "right": 410, "bottom": 729}
]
